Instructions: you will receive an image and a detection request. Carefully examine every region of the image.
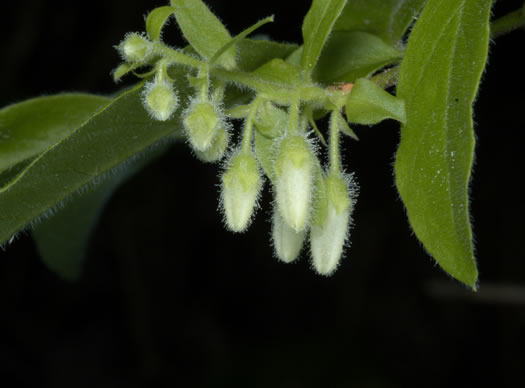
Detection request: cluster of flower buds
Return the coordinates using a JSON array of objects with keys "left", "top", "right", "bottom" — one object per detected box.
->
[
  {"left": 114, "top": 4, "right": 358, "bottom": 276},
  {"left": 216, "top": 100, "right": 356, "bottom": 275},
  {"left": 118, "top": 33, "right": 181, "bottom": 123},
  {"left": 117, "top": 26, "right": 231, "bottom": 162},
  {"left": 269, "top": 131, "right": 355, "bottom": 275}
]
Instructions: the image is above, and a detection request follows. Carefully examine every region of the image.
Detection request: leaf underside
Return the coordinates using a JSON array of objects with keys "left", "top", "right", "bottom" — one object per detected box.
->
[
  {"left": 0, "top": 82, "right": 182, "bottom": 246},
  {"left": 0, "top": 94, "right": 110, "bottom": 179},
  {"left": 395, "top": 0, "right": 492, "bottom": 288}
]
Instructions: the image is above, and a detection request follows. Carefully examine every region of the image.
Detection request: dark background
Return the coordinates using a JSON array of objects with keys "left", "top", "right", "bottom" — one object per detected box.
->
[{"left": 2, "top": 0, "right": 525, "bottom": 387}]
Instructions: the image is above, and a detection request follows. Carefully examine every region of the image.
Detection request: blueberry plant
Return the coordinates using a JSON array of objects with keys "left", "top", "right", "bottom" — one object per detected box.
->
[{"left": 1, "top": 0, "right": 522, "bottom": 288}]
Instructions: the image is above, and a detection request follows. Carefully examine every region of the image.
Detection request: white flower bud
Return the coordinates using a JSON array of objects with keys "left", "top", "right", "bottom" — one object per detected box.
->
[
  {"left": 221, "top": 152, "right": 262, "bottom": 232},
  {"left": 274, "top": 135, "right": 315, "bottom": 232},
  {"left": 183, "top": 101, "right": 221, "bottom": 152},
  {"left": 119, "top": 33, "right": 152, "bottom": 63},
  {"left": 272, "top": 207, "right": 306, "bottom": 263},
  {"left": 142, "top": 77, "right": 178, "bottom": 121},
  {"left": 310, "top": 173, "right": 353, "bottom": 276},
  {"left": 194, "top": 126, "right": 229, "bottom": 163}
]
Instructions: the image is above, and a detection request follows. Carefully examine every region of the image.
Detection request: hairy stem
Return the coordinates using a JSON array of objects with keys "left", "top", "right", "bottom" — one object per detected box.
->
[
  {"left": 197, "top": 64, "right": 210, "bottom": 100},
  {"left": 287, "top": 92, "right": 301, "bottom": 135},
  {"left": 152, "top": 42, "right": 203, "bottom": 68},
  {"left": 329, "top": 111, "right": 340, "bottom": 174},
  {"left": 371, "top": 66, "right": 399, "bottom": 89},
  {"left": 491, "top": 5, "right": 525, "bottom": 39},
  {"left": 241, "top": 98, "right": 261, "bottom": 153}
]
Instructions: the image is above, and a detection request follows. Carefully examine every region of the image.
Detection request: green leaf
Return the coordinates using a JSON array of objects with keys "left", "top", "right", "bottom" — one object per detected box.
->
[
  {"left": 170, "top": 0, "right": 236, "bottom": 69},
  {"left": 0, "top": 158, "right": 35, "bottom": 189},
  {"left": 236, "top": 39, "right": 298, "bottom": 72},
  {"left": 32, "top": 144, "right": 168, "bottom": 281},
  {"left": 252, "top": 58, "right": 302, "bottom": 88},
  {"left": 146, "top": 6, "right": 176, "bottom": 41},
  {"left": 32, "top": 177, "right": 120, "bottom": 281},
  {"left": 313, "top": 31, "right": 402, "bottom": 84},
  {"left": 345, "top": 78, "right": 406, "bottom": 125},
  {"left": 0, "top": 68, "right": 191, "bottom": 245},
  {"left": 334, "top": 0, "right": 426, "bottom": 46},
  {"left": 337, "top": 113, "right": 359, "bottom": 140},
  {"left": 301, "top": 0, "right": 347, "bottom": 75},
  {"left": 285, "top": 46, "right": 302, "bottom": 67},
  {"left": 395, "top": 0, "right": 492, "bottom": 288},
  {"left": 0, "top": 94, "right": 110, "bottom": 188},
  {"left": 113, "top": 63, "right": 141, "bottom": 82},
  {"left": 305, "top": 106, "right": 327, "bottom": 146}
]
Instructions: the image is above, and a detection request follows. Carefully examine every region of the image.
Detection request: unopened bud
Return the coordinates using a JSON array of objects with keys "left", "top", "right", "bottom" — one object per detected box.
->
[
  {"left": 310, "top": 173, "right": 353, "bottom": 276},
  {"left": 184, "top": 101, "right": 221, "bottom": 152},
  {"left": 274, "top": 135, "right": 315, "bottom": 232},
  {"left": 272, "top": 207, "right": 306, "bottom": 263},
  {"left": 119, "top": 33, "right": 152, "bottom": 63},
  {"left": 194, "top": 126, "right": 229, "bottom": 163},
  {"left": 221, "top": 152, "right": 262, "bottom": 232},
  {"left": 142, "top": 77, "right": 178, "bottom": 121}
]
